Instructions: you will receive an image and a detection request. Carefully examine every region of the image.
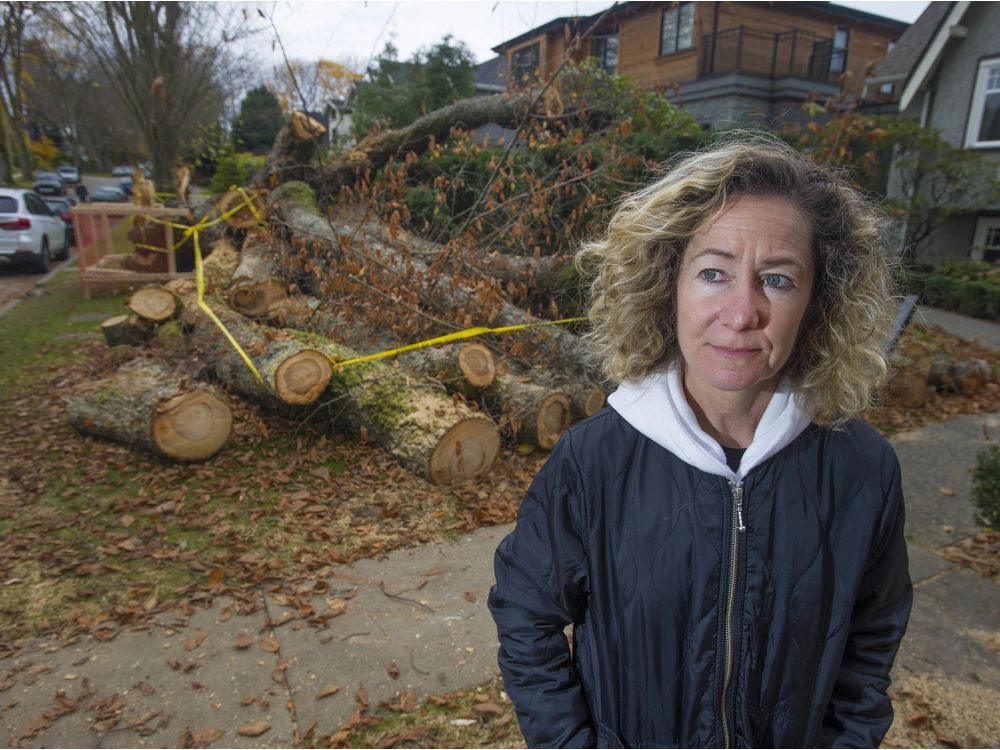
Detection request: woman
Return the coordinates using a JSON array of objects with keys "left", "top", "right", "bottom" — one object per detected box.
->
[{"left": 488, "top": 135, "right": 912, "bottom": 748}]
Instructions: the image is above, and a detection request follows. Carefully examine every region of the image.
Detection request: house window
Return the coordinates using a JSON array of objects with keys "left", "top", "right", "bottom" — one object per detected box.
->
[
  {"left": 973, "top": 217, "right": 1000, "bottom": 261},
  {"left": 511, "top": 42, "right": 540, "bottom": 85},
  {"left": 830, "top": 28, "right": 849, "bottom": 74},
  {"left": 660, "top": 3, "right": 694, "bottom": 56},
  {"left": 880, "top": 41, "right": 896, "bottom": 95},
  {"left": 591, "top": 32, "right": 619, "bottom": 74},
  {"left": 967, "top": 57, "right": 1000, "bottom": 148}
]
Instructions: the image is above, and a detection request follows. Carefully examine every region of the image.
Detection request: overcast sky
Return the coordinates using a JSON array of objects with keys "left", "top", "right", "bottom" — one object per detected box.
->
[{"left": 257, "top": 0, "right": 930, "bottom": 73}]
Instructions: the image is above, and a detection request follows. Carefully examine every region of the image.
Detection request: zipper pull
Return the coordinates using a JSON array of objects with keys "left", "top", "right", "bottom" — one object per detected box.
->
[{"left": 731, "top": 481, "right": 746, "bottom": 533}]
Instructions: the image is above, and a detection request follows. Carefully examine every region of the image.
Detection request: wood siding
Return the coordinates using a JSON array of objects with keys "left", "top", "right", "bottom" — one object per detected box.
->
[{"left": 503, "top": 1, "right": 901, "bottom": 99}]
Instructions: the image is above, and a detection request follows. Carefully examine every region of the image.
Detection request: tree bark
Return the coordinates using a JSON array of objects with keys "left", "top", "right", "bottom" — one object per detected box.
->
[
  {"left": 226, "top": 229, "right": 289, "bottom": 319},
  {"left": 64, "top": 358, "right": 232, "bottom": 461},
  {"left": 101, "top": 313, "right": 154, "bottom": 347}
]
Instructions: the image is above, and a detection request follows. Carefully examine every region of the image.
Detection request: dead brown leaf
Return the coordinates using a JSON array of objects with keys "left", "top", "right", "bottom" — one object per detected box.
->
[
  {"left": 237, "top": 720, "right": 270, "bottom": 737},
  {"left": 259, "top": 636, "right": 280, "bottom": 653},
  {"left": 233, "top": 632, "right": 252, "bottom": 649},
  {"left": 316, "top": 684, "right": 342, "bottom": 699},
  {"left": 463, "top": 591, "right": 477, "bottom": 603}
]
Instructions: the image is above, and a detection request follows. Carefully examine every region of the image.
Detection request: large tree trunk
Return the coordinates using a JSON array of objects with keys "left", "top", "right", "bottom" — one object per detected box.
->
[
  {"left": 301, "top": 334, "right": 501, "bottom": 484},
  {"left": 270, "top": 296, "right": 497, "bottom": 393},
  {"left": 186, "top": 302, "right": 332, "bottom": 406},
  {"left": 64, "top": 358, "right": 232, "bottom": 461},
  {"left": 226, "top": 229, "right": 289, "bottom": 319},
  {"left": 264, "top": 93, "right": 533, "bottom": 191}
]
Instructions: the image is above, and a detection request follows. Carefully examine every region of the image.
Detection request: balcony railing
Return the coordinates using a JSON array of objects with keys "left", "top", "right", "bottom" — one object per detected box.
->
[{"left": 699, "top": 27, "right": 837, "bottom": 84}]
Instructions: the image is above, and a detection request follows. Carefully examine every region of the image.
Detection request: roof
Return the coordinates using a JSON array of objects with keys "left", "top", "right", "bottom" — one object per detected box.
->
[
  {"left": 869, "top": 1, "right": 953, "bottom": 83},
  {"left": 475, "top": 55, "right": 507, "bottom": 93},
  {"left": 492, "top": 1, "right": 909, "bottom": 54}
]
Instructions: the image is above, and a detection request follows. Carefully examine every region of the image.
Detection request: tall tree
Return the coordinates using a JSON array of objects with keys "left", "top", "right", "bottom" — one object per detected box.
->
[
  {"left": 351, "top": 35, "right": 476, "bottom": 138},
  {"left": 0, "top": 2, "right": 36, "bottom": 178},
  {"left": 58, "top": 2, "right": 251, "bottom": 188},
  {"left": 231, "top": 85, "right": 283, "bottom": 154}
]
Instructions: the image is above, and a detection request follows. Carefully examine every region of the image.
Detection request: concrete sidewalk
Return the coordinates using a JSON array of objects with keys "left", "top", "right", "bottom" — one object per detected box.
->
[
  {"left": 4, "top": 409, "right": 998, "bottom": 748},
  {"left": 2, "top": 307, "right": 999, "bottom": 748}
]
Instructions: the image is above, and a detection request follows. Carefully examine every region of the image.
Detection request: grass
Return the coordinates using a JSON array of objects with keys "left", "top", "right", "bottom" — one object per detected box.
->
[{"left": 0, "top": 271, "right": 125, "bottom": 392}]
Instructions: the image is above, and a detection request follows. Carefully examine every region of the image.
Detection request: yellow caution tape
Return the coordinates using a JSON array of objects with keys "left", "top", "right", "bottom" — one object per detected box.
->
[
  {"left": 329, "top": 318, "right": 585, "bottom": 369},
  {"left": 124, "top": 189, "right": 582, "bottom": 390}
]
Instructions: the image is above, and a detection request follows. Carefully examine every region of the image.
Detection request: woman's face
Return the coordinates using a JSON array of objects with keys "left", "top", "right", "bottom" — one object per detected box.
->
[{"left": 675, "top": 194, "right": 815, "bottom": 408}]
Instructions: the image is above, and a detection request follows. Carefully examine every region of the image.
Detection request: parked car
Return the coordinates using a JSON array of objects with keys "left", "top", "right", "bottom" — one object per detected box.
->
[
  {"left": 56, "top": 164, "right": 81, "bottom": 183},
  {"left": 118, "top": 176, "right": 132, "bottom": 196},
  {"left": 42, "top": 196, "right": 76, "bottom": 248},
  {"left": 111, "top": 165, "right": 130, "bottom": 176},
  {"left": 32, "top": 172, "right": 65, "bottom": 196},
  {"left": 0, "top": 188, "right": 68, "bottom": 272},
  {"left": 90, "top": 187, "right": 128, "bottom": 203}
]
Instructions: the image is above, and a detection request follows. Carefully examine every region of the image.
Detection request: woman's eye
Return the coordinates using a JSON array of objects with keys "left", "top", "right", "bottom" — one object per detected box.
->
[
  {"left": 762, "top": 273, "right": 792, "bottom": 289},
  {"left": 698, "top": 269, "right": 723, "bottom": 282}
]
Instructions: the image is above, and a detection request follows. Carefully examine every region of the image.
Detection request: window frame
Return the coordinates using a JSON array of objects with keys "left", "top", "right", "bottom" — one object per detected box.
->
[
  {"left": 659, "top": 2, "right": 694, "bottom": 57},
  {"left": 591, "top": 29, "right": 619, "bottom": 74},
  {"left": 972, "top": 215, "right": 1000, "bottom": 261},
  {"left": 966, "top": 56, "right": 1000, "bottom": 149},
  {"left": 510, "top": 42, "right": 541, "bottom": 86},
  {"left": 830, "top": 27, "right": 849, "bottom": 75}
]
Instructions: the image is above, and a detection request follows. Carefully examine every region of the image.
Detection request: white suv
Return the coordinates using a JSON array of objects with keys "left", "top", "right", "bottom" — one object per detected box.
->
[{"left": 0, "top": 188, "right": 68, "bottom": 273}]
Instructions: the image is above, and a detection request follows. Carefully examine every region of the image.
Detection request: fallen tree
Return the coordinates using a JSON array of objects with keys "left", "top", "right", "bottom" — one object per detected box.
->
[{"left": 64, "top": 358, "right": 232, "bottom": 461}]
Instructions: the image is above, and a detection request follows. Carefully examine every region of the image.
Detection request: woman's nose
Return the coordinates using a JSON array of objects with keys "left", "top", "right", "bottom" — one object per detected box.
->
[{"left": 721, "top": 280, "right": 764, "bottom": 330}]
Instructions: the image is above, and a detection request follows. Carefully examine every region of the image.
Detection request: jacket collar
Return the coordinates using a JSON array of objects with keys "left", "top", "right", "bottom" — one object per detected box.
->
[{"left": 606, "top": 367, "right": 812, "bottom": 482}]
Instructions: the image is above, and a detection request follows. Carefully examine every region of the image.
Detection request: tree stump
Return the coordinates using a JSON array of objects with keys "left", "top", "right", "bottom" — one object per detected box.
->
[
  {"left": 101, "top": 314, "right": 154, "bottom": 347},
  {"left": 887, "top": 341, "right": 932, "bottom": 408},
  {"left": 128, "top": 287, "right": 178, "bottom": 324}
]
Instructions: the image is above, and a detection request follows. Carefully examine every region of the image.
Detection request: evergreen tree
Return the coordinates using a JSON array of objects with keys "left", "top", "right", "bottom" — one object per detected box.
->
[
  {"left": 352, "top": 35, "right": 476, "bottom": 138},
  {"left": 232, "top": 85, "right": 284, "bottom": 154}
]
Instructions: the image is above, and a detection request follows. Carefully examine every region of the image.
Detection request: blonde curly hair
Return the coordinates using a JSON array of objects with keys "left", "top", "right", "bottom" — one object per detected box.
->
[{"left": 577, "top": 132, "right": 897, "bottom": 427}]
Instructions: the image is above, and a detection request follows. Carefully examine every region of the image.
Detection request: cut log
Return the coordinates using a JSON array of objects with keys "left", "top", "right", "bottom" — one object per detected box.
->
[
  {"left": 270, "top": 297, "right": 497, "bottom": 393},
  {"left": 307, "top": 336, "right": 501, "bottom": 484},
  {"left": 488, "top": 374, "right": 573, "bottom": 450},
  {"left": 101, "top": 314, "right": 153, "bottom": 347},
  {"left": 128, "top": 287, "right": 177, "bottom": 323},
  {"left": 226, "top": 229, "right": 289, "bottom": 319},
  {"left": 186, "top": 303, "right": 332, "bottom": 406},
  {"left": 64, "top": 358, "right": 232, "bottom": 461},
  {"left": 217, "top": 188, "right": 267, "bottom": 231}
]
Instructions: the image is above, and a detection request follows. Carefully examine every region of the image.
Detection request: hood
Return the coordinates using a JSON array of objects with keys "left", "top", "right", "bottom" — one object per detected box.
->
[{"left": 606, "top": 368, "right": 811, "bottom": 482}]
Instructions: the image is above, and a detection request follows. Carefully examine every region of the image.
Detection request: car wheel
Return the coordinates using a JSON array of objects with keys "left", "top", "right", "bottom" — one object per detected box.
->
[
  {"left": 58, "top": 231, "right": 70, "bottom": 260},
  {"left": 34, "top": 238, "right": 50, "bottom": 274}
]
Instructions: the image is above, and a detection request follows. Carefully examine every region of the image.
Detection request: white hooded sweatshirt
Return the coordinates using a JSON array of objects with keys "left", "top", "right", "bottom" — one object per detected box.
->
[{"left": 606, "top": 367, "right": 812, "bottom": 483}]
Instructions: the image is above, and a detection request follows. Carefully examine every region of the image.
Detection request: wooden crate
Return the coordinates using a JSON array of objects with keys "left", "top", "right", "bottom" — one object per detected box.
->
[{"left": 71, "top": 203, "right": 192, "bottom": 298}]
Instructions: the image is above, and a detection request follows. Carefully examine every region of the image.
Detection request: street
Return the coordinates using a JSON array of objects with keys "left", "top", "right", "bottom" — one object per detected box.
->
[{"left": 0, "top": 173, "right": 123, "bottom": 308}]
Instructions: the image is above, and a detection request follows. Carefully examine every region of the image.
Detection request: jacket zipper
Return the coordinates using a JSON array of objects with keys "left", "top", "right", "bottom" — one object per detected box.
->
[{"left": 721, "top": 480, "right": 746, "bottom": 748}]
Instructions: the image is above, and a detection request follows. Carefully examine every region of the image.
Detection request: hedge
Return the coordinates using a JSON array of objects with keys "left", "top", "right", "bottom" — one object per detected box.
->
[{"left": 904, "top": 270, "right": 1000, "bottom": 322}]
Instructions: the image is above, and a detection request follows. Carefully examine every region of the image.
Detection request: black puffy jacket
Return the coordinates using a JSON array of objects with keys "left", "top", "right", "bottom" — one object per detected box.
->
[{"left": 488, "top": 408, "right": 912, "bottom": 748}]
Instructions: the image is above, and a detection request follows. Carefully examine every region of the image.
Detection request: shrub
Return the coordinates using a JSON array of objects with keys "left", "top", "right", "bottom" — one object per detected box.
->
[
  {"left": 934, "top": 259, "right": 1000, "bottom": 286},
  {"left": 905, "top": 270, "right": 1000, "bottom": 322},
  {"left": 210, "top": 151, "right": 265, "bottom": 194},
  {"left": 971, "top": 443, "right": 1000, "bottom": 529}
]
